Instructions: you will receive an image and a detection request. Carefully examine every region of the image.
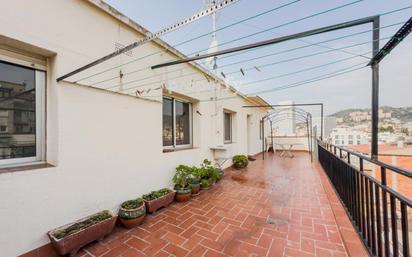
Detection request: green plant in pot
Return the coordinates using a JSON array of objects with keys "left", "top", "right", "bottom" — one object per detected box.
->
[
  {"left": 142, "top": 188, "right": 175, "bottom": 213},
  {"left": 118, "top": 198, "right": 146, "bottom": 228},
  {"left": 201, "top": 159, "right": 219, "bottom": 184},
  {"left": 173, "top": 165, "right": 192, "bottom": 202},
  {"left": 200, "top": 178, "right": 210, "bottom": 190},
  {"left": 217, "top": 168, "right": 225, "bottom": 181},
  {"left": 232, "top": 155, "right": 249, "bottom": 169},
  {"left": 47, "top": 211, "right": 116, "bottom": 256},
  {"left": 189, "top": 166, "right": 201, "bottom": 195}
]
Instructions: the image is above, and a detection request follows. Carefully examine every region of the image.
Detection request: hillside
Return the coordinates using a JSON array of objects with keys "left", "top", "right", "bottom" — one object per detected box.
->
[{"left": 330, "top": 106, "right": 412, "bottom": 123}]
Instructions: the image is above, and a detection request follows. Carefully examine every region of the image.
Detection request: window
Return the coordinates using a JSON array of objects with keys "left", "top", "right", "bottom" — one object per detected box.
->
[
  {"left": 0, "top": 60, "right": 45, "bottom": 165},
  {"left": 162, "top": 98, "right": 173, "bottom": 146},
  {"left": 348, "top": 135, "right": 353, "bottom": 145},
  {"left": 162, "top": 97, "right": 192, "bottom": 148},
  {"left": 0, "top": 125, "right": 7, "bottom": 133},
  {"left": 224, "top": 112, "right": 232, "bottom": 143}
]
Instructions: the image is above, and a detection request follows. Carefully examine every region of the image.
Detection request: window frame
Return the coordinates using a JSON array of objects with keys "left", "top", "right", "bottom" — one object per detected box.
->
[
  {"left": 162, "top": 97, "right": 193, "bottom": 150},
  {"left": 0, "top": 57, "right": 46, "bottom": 167},
  {"left": 224, "top": 111, "right": 232, "bottom": 144}
]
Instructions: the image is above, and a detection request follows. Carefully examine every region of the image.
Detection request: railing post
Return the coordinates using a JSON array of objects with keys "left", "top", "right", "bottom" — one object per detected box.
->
[
  {"left": 375, "top": 184, "right": 383, "bottom": 257},
  {"left": 400, "top": 203, "right": 410, "bottom": 257},
  {"left": 381, "top": 167, "right": 390, "bottom": 257}
]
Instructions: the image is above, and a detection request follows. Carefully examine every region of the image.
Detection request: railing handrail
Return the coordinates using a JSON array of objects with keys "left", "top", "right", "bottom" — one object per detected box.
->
[{"left": 318, "top": 140, "right": 412, "bottom": 179}]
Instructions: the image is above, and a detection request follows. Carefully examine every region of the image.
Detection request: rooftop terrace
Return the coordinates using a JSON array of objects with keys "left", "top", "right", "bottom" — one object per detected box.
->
[{"left": 59, "top": 152, "right": 368, "bottom": 257}]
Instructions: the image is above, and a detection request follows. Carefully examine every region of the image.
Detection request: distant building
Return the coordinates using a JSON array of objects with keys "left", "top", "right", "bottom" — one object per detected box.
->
[
  {"left": 378, "top": 132, "right": 400, "bottom": 144},
  {"left": 329, "top": 127, "right": 368, "bottom": 146}
]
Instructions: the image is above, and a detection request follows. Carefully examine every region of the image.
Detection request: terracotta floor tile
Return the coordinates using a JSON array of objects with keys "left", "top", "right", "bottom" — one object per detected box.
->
[
  {"left": 163, "top": 243, "right": 188, "bottom": 256},
  {"left": 125, "top": 237, "right": 150, "bottom": 251}
]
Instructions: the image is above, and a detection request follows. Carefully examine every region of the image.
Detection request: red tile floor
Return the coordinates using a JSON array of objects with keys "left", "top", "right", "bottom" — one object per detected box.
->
[{"left": 77, "top": 152, "right": 368, "bottom": 257}]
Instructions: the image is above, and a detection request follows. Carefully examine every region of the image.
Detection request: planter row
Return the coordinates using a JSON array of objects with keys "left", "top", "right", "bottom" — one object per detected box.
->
[{"left": 46, "top": 179, "right": 222, "bottom": 256}]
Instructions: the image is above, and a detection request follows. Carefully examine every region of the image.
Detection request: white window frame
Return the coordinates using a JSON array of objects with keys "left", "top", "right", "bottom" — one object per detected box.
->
[
  {"left": 162, "top": 97, "right": 193, "bottom": 150},
  {"left": 0, "top": 55, "right": 46, "bottom": 167},
  {"left": 224, "top": 111, "right": 232, "bottom": 144}
]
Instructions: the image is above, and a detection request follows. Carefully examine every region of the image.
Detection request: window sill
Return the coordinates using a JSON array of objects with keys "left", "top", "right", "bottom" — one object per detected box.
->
[
  {"left": 0, "top": 162, "right": 54, "bottom": 174},
  {"left": 163, "top": 147, "right": 197, "bottom": 153}
]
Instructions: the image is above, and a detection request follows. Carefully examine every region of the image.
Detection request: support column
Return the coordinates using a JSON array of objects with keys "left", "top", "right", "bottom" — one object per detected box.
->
[
  {"left": 371, "top": 16, "right": 380, "bottom": 159},
  {"left": 320, "top": 104, "right": 324, "bottom": 140},
  {"left": 261, "top": 119, "right": 265, "bottom": 160}
]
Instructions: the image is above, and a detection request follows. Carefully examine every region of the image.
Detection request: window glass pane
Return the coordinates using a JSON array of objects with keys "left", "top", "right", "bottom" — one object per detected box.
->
[
  {"left": 175, "top": 101, "right": 190, "bottom": 145},
  {"left": 162, "top": 98, "right": 173, "bottom": 146},
  {"left": 224, "top": 112, "right": 231, "bottom": 142},
  {"left": 0, "top": 62, "right": 36, "bottom": 160}
]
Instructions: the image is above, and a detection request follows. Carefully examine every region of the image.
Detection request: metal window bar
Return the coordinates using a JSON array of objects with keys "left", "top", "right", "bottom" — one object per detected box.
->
[{"left": 317, "top": 140, "right": 411, "bottom": 257}]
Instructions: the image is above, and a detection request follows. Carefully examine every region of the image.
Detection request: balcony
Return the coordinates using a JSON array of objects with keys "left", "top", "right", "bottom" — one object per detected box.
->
[{"left": 66, "top": 151, "right": 370, "bottom": 257}]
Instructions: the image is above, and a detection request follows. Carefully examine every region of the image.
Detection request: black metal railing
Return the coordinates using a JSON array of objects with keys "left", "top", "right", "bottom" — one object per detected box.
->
[{"left": 317, "top": 140, "right": 411, "bottom": 257}]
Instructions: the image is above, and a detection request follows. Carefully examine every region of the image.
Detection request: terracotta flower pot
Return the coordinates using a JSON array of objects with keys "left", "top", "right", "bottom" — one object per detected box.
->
[
  {"left": 119, "top": 215, "right": 145, "bottom": 229},
  {"left": 48, "top": 211, "right": 116, "bottom": 256},
  {"left": 175, "top": 188, "right": 191, "bottom": 202},
  {"left": 144, "top": 191, "right": 175, "bottom": 213},
  {"left": 118, "top": 203, "right": 146, "bottom": 229},
  {"left": 190, "top": 183, "right": 200, "bottom": 195}
]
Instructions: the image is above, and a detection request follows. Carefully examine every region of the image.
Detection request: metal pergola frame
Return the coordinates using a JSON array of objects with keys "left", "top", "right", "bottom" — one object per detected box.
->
[
  {"left": 261, "top": 107, "right": 313, "bottom": 161},
  {"left": 244, "top": 103, "right": 324, "bottom": 140}
]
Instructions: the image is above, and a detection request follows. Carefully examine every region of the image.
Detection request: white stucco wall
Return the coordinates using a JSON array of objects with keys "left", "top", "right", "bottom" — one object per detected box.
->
[{"left": 0, "top": 1, "right": 268, "bottom": 256}]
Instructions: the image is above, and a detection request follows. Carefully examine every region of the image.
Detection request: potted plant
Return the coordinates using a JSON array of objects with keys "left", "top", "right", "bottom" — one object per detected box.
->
[
  {"left": 118, "top": 198, "right": 146, "bottom": 229},
  {"left": 201, "top": 159, "right": 219, "bottom": 184},
  {"left": 48, "top": 210, "right": 116, "bottom": 256},
  {"left": 200, "top": 179, "right": 210, "bottom": 190},
  {"left": 189, "top": 166, "right": 201, "bottom": 195},
  {"left": 173, "top": 165, "right": 192, "bottom": 202},
  {"left": 217, "top": 168, "right": 225, "bottom": 181},
  {"left": 143, "top": 188, "right": 175, "bottom": 213},
  {"left": 232, "top": 155, "right": 249, "bottom": 169}
]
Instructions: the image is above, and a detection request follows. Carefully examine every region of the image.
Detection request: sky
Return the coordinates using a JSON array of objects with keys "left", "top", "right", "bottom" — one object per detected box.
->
[{"left": 104, "top": 0, "right": 412, "bottom": 115}]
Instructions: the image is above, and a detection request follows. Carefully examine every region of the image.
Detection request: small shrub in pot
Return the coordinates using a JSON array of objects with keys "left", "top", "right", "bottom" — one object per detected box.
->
[
  {"left": 200, "top": 159, "right": 219, "bottom": 184},
  {"left": 232, "top": 155, "right": 248, "bottom": 169},
  {"left": 48, "top": 211, "right": 116, "bottom": 256},
  {"left": 118, "top": 198, "right": 146, "bottom": 228},
  {"left": 217, "top": 168, "right": 225, "bottom": 181},
  {"left": 200, "top": 178, "right": 210, "bottom": 190},
  {"left": 143, "top": 188, "right": 175, "bottom": 213},
  {"left": 188, "top": 167, "right": 201, "bottom": 195},
  {"left": 173, "top": 165, "right": 192, "bottom": 202}
]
